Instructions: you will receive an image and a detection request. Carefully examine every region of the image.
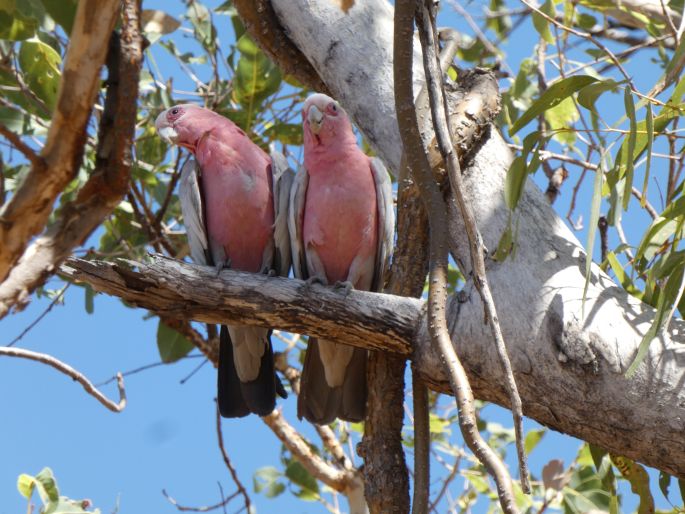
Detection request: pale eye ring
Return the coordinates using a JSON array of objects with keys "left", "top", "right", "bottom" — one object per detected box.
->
[
  {"left": 171, "top": 107, "right": 180, "bottom": 115},
  {"left": 330, "top": 103, "right": 338, "bottom": 113}
]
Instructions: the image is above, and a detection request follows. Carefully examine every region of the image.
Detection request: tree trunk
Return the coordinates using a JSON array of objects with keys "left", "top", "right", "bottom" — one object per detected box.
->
[{"left": 264, "top": 0, "right": 685, "bottom": 479}]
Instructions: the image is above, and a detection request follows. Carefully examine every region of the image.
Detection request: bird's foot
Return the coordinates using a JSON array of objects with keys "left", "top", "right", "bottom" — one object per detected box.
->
[
  {"left": 304, "top": 276, "right": 327, "bottom": 292},
  {"left": 263, "top": 267, "right": 277, "bottom": 278},
  {"left": 214, "top": 258, "right": 231, "bottom": 277},
  {"left": 333, "top": 280, "right": 354, "bottom": 297}
]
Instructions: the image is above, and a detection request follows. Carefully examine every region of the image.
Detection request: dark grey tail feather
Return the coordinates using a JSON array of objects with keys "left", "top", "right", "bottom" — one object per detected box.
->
[
  {"left": 218, "top": 326, "right": 286, "bottom": 418},
  {"left": 218, "top": 325, "right": 250, "bottom": 418},
  {"left": 297, "top": 338, "right": 367, "bottom": 425}
]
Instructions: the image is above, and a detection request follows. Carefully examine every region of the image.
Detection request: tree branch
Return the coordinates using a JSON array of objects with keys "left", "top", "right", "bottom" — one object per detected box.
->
[
  {"left": 60, "top": 256, "right": 421, "bottom": 356},
  {"left": 0, "top": 0, "right": 143, "bottom": 318},
  {"left": 0, "top": 0, "right": 121, "bottom": 283},
  {"left": 216, "top": 407, "right": 252, "bottom": 513},
  {"left": 0, "top": 123, "right": 42, "bottom": 167},
  {"left": 0, "top": 347, "right": 126, "bottom": 412},
  {"left": 232, "top": 0, "right": 329, "bottom": 94},
  {"left": 416, "top": 0, "right": 529, "bottom": 494}
]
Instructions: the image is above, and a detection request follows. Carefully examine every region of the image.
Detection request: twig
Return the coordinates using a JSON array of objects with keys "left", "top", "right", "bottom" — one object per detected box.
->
[
  {"left": 411, "top": 368, "right": 430, "bottom": 514},
  {"left": 97, "top": 354, "right": 204, "bottom": 386},
  {"left": 215, "top": 406, "right": 252, "bottom": 514},
  {"left": 6, "top": 283, "right": 70, "bottom": 347},
  {"left": 394, "top": 0, "right": 518, "bottom": 512},
  {"left": 162, "top": 488, "right": 239, "bottom": 512},
  {"left": 428, "top": 452, "right": 462, "bottom": 513},
  {"left": 416, "top": 0, "right": 529, "bottom": 496},
  {"left": 598, "top": 216, "right": 609, "bottom": 263},
  {"left": 0, "top": 347, "right": 126, "bottom": 412},
  {"left": 0, "top": 123, "right": 43, "bottom": 167}
]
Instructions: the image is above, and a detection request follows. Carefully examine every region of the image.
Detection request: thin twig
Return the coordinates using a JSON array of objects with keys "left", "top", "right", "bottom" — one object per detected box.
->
[
  {"left": 7, "top": 283, "right": 70, "bottom": 347},
  {"left": 215, "top": 405, "right": 252, "bottom": 513},
  {"left": 162, "top": 488, "right": 239, "bottom": 512},
  {"left": 411, "top": 367, "right": 430, "bottom": 514},
  {"left": 0, "top": 347, "right": 126, "bottom": 412},
  {"left": 0, "top": 123, "right": 43, "bottom": 167},
  {"left": 394, "top": 1, "right": 519, "bottom": 512},
  {"left": 416, "top": 0, "right": 529, "bottom": 495}
]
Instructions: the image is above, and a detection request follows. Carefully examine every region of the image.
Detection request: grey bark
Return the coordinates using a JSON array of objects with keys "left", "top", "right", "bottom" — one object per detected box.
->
[{"left": 267, "top": 0, "right": 685, "bottom": 478}]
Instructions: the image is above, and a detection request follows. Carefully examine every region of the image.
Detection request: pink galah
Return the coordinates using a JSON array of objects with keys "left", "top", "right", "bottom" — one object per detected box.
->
[
  {"left": 155, "top": 104, "right": 292, "bottom": 418},
  {"left": 289, "top": 93, "right": 395, "bottom": 424}
]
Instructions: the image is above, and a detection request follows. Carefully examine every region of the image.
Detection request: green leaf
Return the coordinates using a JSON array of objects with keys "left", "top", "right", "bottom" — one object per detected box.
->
[
  {"left": 636, "top": 217, "right": 678, "bottom": 263},
  {"left": 253, "top": 466, "right": 285, "bottom": 498},
  {"left": 233, "top": 34, "right": 282, "bottom": 128},
  {"left": 84, "top": 285, "right": 94, "bottom": 314},
  {"left": 263, "top": 122, "right": 303, "bottom": 146},
  {"left": 428, "top": 412, "right": 451, "bottom": 435},
  {"left": 625, "top": 272, "right": 671, "bottom": 377},
  {"left": 510, "top": 75, "right": 598, "bottom": 135},
  {"left": 641, "top": 102, "right": 653, "bottom": 208},
  {"left": 18, "top": 468, "right": 60, "bottom": 505},
  {"left": 610, "top": 455, "right": 655, "bottom": 514},
  {"left": 19, "top": 39, "right": 61, "bottom": 111},
  {"left": 582, "top": 159, "right": 604, "bottom": 315},
  {"left": 532, "top": 0, "right": 555, "bottom": 43},
  {"left": 524, "top": 428, "right": 546, "bottom": 455},
  {"left": 505, "top": 156, "right": 527, "bottom": 210},
  {"left": 285, "top": 461, "right": 319, "bottom": 500},
  {"left": 186, "top": 2, "right": 215, "bottom": 51},
  {"left": 577, "top": 79, "right": 623, "bottom": 112},
  {"left": 659, "top": 471, "right": 671, "bottom": 501},
  {"left": 156, "top": 321, "right": 194, "bottom": 363},
  {"left": 622, "top": 88, "right": 637, "bottom": 210},
  {"left": 545, "top": 95, "right": 579, "bottom": 144},
  {"left": 40, "top": 0, "right": 77, "bottom": 33}
]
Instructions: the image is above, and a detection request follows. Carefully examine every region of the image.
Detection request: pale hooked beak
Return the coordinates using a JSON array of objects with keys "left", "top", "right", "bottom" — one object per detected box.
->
[
  {"left": 155, "top": 110, "right": 178, "bottom": 142},
  {"left": 307, "top": 105, "right": 324, "bottom": 135}
]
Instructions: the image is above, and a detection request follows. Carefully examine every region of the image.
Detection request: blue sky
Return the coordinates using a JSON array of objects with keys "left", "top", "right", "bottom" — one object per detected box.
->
[{"left": 1, "top": 0, "right": 681, "bottom": 512}]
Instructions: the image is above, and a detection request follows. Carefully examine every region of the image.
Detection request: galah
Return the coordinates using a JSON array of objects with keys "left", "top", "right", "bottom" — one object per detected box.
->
[
  {"left": 155, "top": 104, "right": 293, "bottom": 418},
  {"left": 289, "top": 93, "right": 395, "bottom": 424}
]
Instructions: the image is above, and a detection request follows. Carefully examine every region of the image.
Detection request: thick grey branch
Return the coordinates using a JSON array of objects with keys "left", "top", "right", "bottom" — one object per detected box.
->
[{"left": 60, "top": 256, "right": 420, "bottom": 356}]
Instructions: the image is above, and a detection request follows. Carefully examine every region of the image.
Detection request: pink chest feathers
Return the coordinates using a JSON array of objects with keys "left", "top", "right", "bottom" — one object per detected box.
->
[
  {"left": 197, "top": 138, "right": 274, "bottom": 273},
  {"left": 303, "top": 160, "right": 378, "bottom": 284}
]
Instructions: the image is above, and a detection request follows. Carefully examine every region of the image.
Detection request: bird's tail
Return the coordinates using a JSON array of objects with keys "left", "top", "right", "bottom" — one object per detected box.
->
[
  {"left": 297, "top": 338, "right": 367, "bottom": 425},
  {"left": 217, "top": 325, "right": 287, "bottom": 418}
]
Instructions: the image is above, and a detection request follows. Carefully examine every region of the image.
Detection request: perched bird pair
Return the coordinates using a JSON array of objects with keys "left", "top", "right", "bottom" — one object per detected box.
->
[{"left": 155, "top": 94, "right": 394, "bottom": 425}]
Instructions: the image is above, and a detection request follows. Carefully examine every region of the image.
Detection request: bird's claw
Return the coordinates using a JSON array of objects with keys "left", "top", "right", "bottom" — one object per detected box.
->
[
  {"left": 263, "top": 267, "right": 277, "bottom": 277},
  {"left": 214, "top": 258, "right": 231, "bottom": 277},
  {"left": 333, "top": 280, "right": 354, "bottom": 296},
  {"left": 304, "top": 276, "right": 327, "bottom": 289}
]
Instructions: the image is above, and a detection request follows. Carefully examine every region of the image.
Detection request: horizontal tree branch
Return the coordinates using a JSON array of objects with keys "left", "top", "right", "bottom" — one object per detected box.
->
[
  {"left": 61, "top": 253, "right": 685, "bottom": 479},
  {"left": 0, "top": 0, "right": 120, "bottom": 283},
  {"left": 60, "top": 256, "right": 421, "bottom": 356}
]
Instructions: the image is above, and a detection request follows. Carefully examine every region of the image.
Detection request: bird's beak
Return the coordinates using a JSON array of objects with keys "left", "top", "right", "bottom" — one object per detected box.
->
[
  {"left": 155, "top": 111, "right": 178, "bottom": 142},
  {"left": 307, "top": 105, "right": 324, "bottom": 135}
]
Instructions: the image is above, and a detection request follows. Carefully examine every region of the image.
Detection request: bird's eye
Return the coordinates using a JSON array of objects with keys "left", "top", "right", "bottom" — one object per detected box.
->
[
  {"left": 328, "top": 103, "right": 339, "bottom": 115},
  {"left": 171, "top": 108, "right": 180, "bottom": 115}
]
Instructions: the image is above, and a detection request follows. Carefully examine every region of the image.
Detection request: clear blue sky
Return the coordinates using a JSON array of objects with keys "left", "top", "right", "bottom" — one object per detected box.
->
[{"left": 1, "top": 0, "right": 679, "bottom": 512}]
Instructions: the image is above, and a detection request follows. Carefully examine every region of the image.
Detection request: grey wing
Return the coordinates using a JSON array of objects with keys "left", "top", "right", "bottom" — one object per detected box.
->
[
  {"left": 370, "top": 157, "right": 396, "bottom": 292},
  {"left": 270, "top": 150, "right": 295, "bottom": 277},
  {"left": 178, "top": 158, "right": 210, "bottom": 266},
  {"left": 287, "top": 166, "right": 309, "bottom": 280}
]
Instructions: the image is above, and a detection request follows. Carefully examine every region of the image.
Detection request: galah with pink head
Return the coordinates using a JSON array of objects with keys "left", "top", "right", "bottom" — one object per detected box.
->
[
  {"left": 289, "top": 93, "right": 395, "bottom": 424},
  {"left": 156, "top": 103, "right": 292, "bottom": 418}
]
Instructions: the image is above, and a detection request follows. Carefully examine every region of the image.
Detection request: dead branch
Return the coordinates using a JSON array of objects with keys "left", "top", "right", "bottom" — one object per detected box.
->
[
  {"left": 416, "top": 0, "right": 529, "bottom": 494},
  {"left": 0, "top": 347, "right": 126, "bottom": 412}
]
